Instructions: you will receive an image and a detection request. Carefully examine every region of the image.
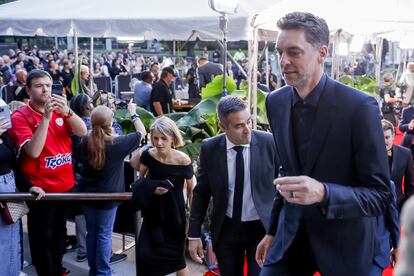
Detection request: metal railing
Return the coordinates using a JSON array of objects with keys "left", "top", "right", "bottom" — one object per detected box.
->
[{"left": 0, "top": 192, "right": 141, "bottom": 274}]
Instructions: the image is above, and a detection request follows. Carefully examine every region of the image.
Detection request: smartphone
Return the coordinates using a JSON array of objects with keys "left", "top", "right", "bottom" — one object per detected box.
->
[
  {"left": 159, "top": 179, "right": 174, "bottom": 190},
  {"left": 0, "top": 105, "right": 12, "bottom": 128},
  {"left": 51, "top": 83, "right": 63, "bottom": 96}
]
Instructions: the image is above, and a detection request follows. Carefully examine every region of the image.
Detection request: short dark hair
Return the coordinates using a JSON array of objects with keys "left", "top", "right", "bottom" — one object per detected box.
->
[
  {"left": 26, "top": 69, "right": 52, "bottom": 88},
  {"left": 217, "top": 96, "right": 248, "bottom": 123},
  {"left": 161, "top": 67, "right": 175, "bottom": 79},
  {"left": 277, "top": 12, "right": 329, "bottom": 48},
  {"left": 140, "top": 70, "right": 152, "bottom": 82},
  {"left": 382, "top": 119, "right": 395, "bottom": 134},
  {"left": 70, "top": 93, "right": 91, "bottom": 117},
  {"left": 150, "top": 62, "right": 158, "bottom": 70}
]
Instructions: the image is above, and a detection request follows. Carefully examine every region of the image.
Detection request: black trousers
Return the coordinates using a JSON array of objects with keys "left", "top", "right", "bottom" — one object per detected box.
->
[
  {"left": 27, "top": 201, "right": 71, "bottom": 276},
  {"left": 260, "top": 222, "right": 318, "bottom": 276},
  {"left": 214, "top": 216, "right": 265, "bottom": 276}
]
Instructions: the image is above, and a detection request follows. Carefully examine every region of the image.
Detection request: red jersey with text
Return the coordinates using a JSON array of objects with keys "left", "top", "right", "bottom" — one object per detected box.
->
[{"left": 9, "top": 104, "right": 74, "bottom": 192}]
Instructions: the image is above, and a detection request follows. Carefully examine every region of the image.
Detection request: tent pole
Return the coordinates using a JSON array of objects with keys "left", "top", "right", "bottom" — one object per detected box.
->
[
  {"left": 90, "top": 36, "right": 94, "bottom": 93},
  {"left": 375, "top": 37, "right": 383, "bottom": 84},
  {"left": 252, "top": 27, "right": 259, "bottom": 130},
  {"left": 265, "top": 43, "right": 269, "bottom": 88},
  {"left": 247, "top": 39, "right": 253, "bottom": 110},
  {"left": 216, "top": 40, "right": 248, "bottom": 78},
  {"left": 74, "top": 30, "right": 78, "bottom": 77}
]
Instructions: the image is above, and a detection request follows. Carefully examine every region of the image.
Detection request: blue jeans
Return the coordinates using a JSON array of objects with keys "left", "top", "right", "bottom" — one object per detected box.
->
[
  {"left": 0, "top": 171, "right": 21, "bottom": 276},
  {"left": 83, "top": 205, "right": 118, "bottom": 276}
]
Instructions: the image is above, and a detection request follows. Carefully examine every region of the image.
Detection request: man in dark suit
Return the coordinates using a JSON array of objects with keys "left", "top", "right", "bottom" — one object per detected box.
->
[
  {"left": 197, "top": 56, "right": 223, "bottom": 89},
  {"left": 399, "top": 105, "right": 414, "bottom": 148},
  {"left": 256, "top": 12, "right": 391, "bottom": 276},
  {"left": 188, "top": 96, "right": 278, "bottom": 276},
  {"left": 383, "top": 119, "right": 414, "bottom": 211}
]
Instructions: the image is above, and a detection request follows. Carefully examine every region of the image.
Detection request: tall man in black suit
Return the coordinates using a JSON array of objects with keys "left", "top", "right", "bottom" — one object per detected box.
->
[
  {"left": 197, "top": 56, "right": 223, "bottom": 89},
  {"left": 188, "top": 96, "right": 278, "bottom": 276},
  {"left": 383, "top": 119, "right": 414, "bottom": 211},
  {"left": 256, "top": 12, "right": 391, "bottom": 276}
]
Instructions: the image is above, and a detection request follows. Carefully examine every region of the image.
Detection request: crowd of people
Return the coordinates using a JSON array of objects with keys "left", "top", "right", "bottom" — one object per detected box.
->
[
  {"left": 2, "top": 10, "right": 414, "bottom": 276},
  {"left": 0, "top": 42, "right": 278, "bottom": 114}
]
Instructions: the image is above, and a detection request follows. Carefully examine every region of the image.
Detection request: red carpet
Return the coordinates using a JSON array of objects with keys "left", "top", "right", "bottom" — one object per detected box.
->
[
  {"left": 394, "top": 123, "right": 403, "bottom": 146},
  {"left": 204, "top": 265, "right": 393, "bottom": 276}
]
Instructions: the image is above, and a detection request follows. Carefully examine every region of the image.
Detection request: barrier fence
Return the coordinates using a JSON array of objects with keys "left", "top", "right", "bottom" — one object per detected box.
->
[{"left": 0, "top": 192, "right": 141, "bottom": 274}]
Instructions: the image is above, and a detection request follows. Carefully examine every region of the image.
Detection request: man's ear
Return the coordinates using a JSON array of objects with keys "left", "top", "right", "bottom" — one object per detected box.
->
[
  {"left": 219, "top": 120, "right": 226, "bottom": 132},
  {"left": 318, "top": 45, "right": 328, "bottom": 64}
]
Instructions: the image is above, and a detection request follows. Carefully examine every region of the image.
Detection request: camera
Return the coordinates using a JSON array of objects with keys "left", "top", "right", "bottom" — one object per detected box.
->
[{"left": 51, "top": 83, "right": 63, "bottom": 96}]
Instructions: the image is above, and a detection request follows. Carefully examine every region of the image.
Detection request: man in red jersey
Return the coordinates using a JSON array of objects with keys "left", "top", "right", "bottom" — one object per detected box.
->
[{"left": 9, "top": 69, "right": 86, "bottom": 276}]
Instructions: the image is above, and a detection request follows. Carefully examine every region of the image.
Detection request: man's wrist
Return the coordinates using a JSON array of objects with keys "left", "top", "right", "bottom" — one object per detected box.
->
[
  {"left": 62, "top": 108, "right": 73, "bottom": 119},
  {"left": 131, "top": 114, "right": 140, "bottom": 122}
]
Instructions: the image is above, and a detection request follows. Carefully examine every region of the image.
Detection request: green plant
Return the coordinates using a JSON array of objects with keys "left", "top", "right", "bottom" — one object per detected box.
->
[
  {"left": 70, "top": 58, "right": 82, "bottom": 96},
  {"left": 114, "top": 75, "right": 269, "bottom": 159},
  {"left": 338, "top": 75, "right": 380, "bottom": 96}
]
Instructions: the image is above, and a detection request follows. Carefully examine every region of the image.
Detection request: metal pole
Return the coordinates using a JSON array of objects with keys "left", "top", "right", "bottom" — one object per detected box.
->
[
  {"left": 74, "top": 29, "right": 79, "bottom": 79},
  {"left": 90, "top": 36, "right": 94, "bottom": 93},
  {"left": 265, "top": 43, "right": 269, "bottom": 88},
  {"left": 252, "top": 28, "right": 259, "bottom": 130},
  {"left": 216, "top": 40, "right": 248, "bottom": 78},
  {"left": 0, "top": 192, "right": 132, "bottom": 201},
  {"left": 220, "top": 14, "right": 228, "bottom": 96},
  {"left": 0, "top": 192, "right": 141, "bottom": 275}
]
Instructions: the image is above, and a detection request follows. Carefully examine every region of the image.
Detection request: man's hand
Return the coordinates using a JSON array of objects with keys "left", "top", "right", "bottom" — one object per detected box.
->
[
  {"left": 43, "top": 97, "right": 55, "bottom": 120},
  {"left": 51, "top": 94, "right": 69, "bottom": 116},
  {"left": 275, "top": 176, "right": 325, "bottom": 205},
  {"left": 29, "top": 186, "right": 45, "bottom": 201},
  {"left": 409, "top": 119, "right": 414, "bottom": 130},
  {"left": 391, "top": 247, "right": 398, "bottom": 264},
  {"left": 127, "top": 98, "right": 137, "bottom": 116},
  {"left": 255, "top": 234, "right": 273, "bottom": 268},
  {"left": 188, "top": 239, "right": 204, "bottom": 264},
  {"left": 153, "top": 187, "right": 169, "bottom": 195}
]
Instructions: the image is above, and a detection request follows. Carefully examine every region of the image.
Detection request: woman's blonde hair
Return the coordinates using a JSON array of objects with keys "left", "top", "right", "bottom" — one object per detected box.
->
[
  {"left": 87, "top": 105, "right": 114, "bottom": 170},
  {"left": 150, "top": 116, "right": 184, "bottom": 148}
]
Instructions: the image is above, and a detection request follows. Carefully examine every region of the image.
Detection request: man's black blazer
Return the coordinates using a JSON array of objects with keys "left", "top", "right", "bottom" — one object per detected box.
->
[
  {"left": 188, "top": 130, "right": 278, "bottom": 248},
  {"left": 265, "top": 76, "right": 391, "bottom": 276},
  {"left": 391, "top": 144, "right": 414, "bottom": 210},
  {"left": 399, "top": 106, "right": 414, "bottom": 147},
  {"left": 197, "top": 62, "right": 223, "bottom": 89}
]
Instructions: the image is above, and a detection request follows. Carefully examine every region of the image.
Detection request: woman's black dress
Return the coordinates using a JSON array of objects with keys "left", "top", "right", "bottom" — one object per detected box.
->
[{"left": 137, "top": 149, "right": 193, "bottom": 276}]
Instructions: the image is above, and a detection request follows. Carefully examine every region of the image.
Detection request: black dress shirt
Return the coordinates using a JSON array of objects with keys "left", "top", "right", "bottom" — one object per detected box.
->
[{"left": 292, "top": 74, "right": 327, "bottom": 173}]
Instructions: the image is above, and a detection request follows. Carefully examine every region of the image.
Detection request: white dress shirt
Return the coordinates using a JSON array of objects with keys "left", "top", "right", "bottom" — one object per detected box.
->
[{"left": 225, "top": 137, "right": 260, "bottom": 222}]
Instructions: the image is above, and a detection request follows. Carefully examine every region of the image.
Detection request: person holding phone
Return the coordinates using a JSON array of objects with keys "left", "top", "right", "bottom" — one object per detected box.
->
[
  {"left": 8, "top": 69, "right": 87, "bottom": 276},
  {"left": 77, "top": 99, "right": 145, "bottom": 276},
  {"left": 131, "top": 116, "right": 195, "bottom": 276}
]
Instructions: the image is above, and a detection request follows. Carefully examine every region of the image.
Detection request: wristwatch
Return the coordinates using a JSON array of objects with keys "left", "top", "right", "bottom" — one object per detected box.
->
[
  {"left": 63, "top": 109, "right": 73, "bottom": 119},
  {"left": 131, "top": 114, "right": 140, "bottom": 122}
]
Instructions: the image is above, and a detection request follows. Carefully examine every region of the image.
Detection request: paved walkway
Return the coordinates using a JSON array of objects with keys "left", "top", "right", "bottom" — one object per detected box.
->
[{"left": 22, "top": 220, "right": 208, "bottom": 276}]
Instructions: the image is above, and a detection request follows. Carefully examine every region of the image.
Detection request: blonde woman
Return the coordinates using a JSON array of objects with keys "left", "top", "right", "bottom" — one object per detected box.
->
[
  {"left": 134, "top": 116, "right": 194, "bottom": 276},
  {"left": 77, "top": 101, "right": 145, "bottom": 275}
]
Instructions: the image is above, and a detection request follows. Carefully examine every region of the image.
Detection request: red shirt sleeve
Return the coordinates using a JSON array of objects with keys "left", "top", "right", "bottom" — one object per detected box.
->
[{"left": 9, "top": 111, "right": 34, "bottom": 149}]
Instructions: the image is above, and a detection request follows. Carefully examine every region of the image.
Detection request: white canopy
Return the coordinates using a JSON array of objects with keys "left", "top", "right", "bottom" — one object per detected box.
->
[
  {"left": 0, "top": 0, "right": 275, "bottom": 40},
  {"left": 254, "top": 0, "right": 414, "bottom": 39}
]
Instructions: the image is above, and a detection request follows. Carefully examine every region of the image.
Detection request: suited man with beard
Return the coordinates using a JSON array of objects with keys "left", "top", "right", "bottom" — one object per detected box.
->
[{"left": 257, "top": 12, "right": 391, "bottom": 276}]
